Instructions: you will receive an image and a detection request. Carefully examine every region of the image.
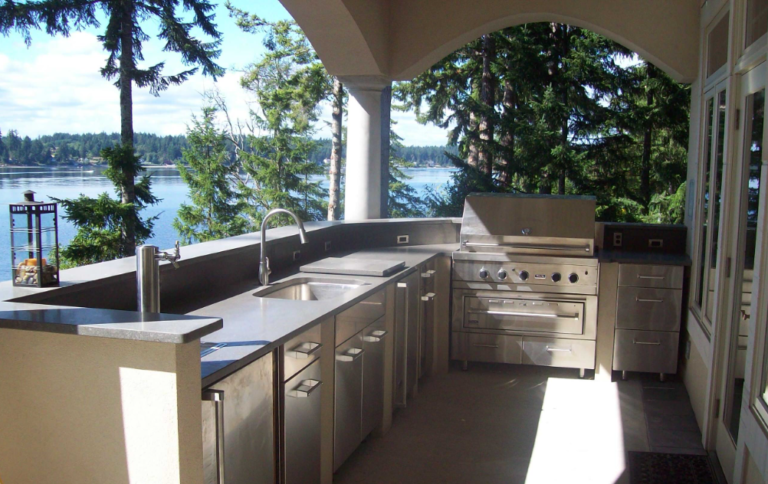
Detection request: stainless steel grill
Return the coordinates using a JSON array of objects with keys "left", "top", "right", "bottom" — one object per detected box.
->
[{"left": 451, "top": 194, "right": 599, "bottom": 376}]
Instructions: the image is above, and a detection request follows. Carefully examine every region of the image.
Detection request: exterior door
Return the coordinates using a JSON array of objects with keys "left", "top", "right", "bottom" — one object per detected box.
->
[{"left": 714, "top": 63, "right": 766, "bottom": 480}]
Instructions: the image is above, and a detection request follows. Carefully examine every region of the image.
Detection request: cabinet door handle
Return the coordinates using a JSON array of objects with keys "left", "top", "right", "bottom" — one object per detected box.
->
[
  {"left": 337, "top": 347, "right": 364, "bottom": 362},
  {"left": 421, "top": 270, "right": 436, "bottom": 278},
  {"left": 287, "top": 341, "right": 322, "bottom": 359},
  {"left": 202, "top": 389, "right": 225, "bottom": 484},
  {"left": 289, "top": 379, "right": 322, "bottom": 398},
  {"left": 637, "top": 274, "right": 665, "bottom": 280},
  {"left": 635, "top": 297, "right": 664, "bottom": 303},
  {"left": 546, "top": 346, "right": 572, "bottom": 353},
  {"left": 421, "top": 292, "right": 436, "bottom": 302},
  {"left": 632, "top": 339, "right": 661, "bottom": 345},
  {"left": 363, "top": 330, "right": 388, "bottom": 342},
  {"left": 472, "top": 343, "right": 499, "bottom": 349}
]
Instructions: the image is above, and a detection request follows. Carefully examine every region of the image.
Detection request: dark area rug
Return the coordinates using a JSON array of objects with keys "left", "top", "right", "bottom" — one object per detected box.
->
[{"left": 628, "top": 452, "right": 719, "bottom": 484}]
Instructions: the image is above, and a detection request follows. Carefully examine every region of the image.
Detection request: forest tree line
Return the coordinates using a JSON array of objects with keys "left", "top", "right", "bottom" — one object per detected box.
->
[{"left": 0, "top": 129, "right": 455, "bottom": 168}]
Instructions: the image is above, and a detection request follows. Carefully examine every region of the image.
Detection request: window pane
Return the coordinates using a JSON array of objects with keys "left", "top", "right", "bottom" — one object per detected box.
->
[
  {"left": 708, "top": 13, "right": 730, "bottom": 77},
  {"left": 696, "top": 98, "right": 715, "bottom": 308},
  {"left": 746, "top": 0, "right": 768, "bottom": 48},
  {"left": 706, "top": 91, "right": 727, "bottom": 321}
]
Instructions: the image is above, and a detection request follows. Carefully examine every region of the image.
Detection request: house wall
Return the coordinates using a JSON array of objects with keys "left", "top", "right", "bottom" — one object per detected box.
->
[{"left": 0, "top": 329, "right": 202, "bottom": 484}]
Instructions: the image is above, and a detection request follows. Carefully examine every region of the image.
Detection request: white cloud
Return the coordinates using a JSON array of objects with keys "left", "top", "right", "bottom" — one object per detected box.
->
[{"left": 0, "top": 31, "right": 450, "bottom": 146}]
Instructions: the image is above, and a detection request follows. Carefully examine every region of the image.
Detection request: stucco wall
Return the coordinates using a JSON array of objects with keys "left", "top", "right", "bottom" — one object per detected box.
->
[{"left": 0, "top": 330, "right": 202, "bottom": 484}]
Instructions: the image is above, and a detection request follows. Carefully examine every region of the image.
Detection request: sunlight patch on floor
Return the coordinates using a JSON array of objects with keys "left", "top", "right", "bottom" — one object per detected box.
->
[{"left": 525, "top": 378, "right": 627, "bottom": 484}]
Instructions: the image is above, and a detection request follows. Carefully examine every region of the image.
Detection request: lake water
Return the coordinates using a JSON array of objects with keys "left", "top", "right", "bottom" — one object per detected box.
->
[{"left": 0, "top": 166, "right": 456, "bottom": 281}]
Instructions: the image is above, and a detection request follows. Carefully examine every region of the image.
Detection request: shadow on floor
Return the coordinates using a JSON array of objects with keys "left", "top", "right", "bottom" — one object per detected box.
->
[{"left": 334, "top": 364, "right": 705, "bottom": 484}]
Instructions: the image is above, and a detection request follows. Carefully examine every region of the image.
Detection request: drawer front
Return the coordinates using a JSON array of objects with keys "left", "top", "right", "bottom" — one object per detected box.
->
[
  {"left": 451, "top": 332, "right": 522, "bottom": 364},
  {"left": 613, "top": 329, "right": 679, "bottom": 374},
  {"left": 336, "top": 290, "right": 386, "bottom": 346},
  {"left": 616, "top": 287, "right": 682, "bottom": 332},
  {"left": 284, "top": 322, "right": 323, "bottom": 381},
  {"left": 522, "top": 337, "right": 596, "bottom": 369},
  {"left": 464, "top": 296, "right": 586, "bottom": 335},
  {"left": 618, "top": 264, "right": 684, "bottom": 289}
]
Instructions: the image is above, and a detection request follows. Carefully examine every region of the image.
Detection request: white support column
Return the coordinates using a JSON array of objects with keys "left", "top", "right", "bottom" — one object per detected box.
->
[{"left": 341, "top": 76, "right": 392, "bottom": 220}]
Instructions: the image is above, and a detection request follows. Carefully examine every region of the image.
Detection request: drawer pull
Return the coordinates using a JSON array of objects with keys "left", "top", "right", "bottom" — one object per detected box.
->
[
  {"left": 289, "top": 379, "right": 322, "bottom": 398},
  {"left": 363, "top": 330, "right": 388, "bottom": 342},
  {"left": 421, "top": 292, "right": 436, "bottom": 302},
  {"left": 468, "top": 309, "right": 579, "bottom": 320},
  {"left": 287, "top": 341, "right": 322, "bottom": 359},
  {"left": 337, "top": 347, "right": 364, "bottom": 362},
  {"left": 360, "top": 301, "right": 384, "bottom": 306},
  {"left": 472, "top": 343, "right": 500, "bottom": 349},
  {"left": 635, "top": 297, "right": 665, "bottom": 303},
  {"left": 632, "top": 339, "right": 661, "bottom": 345},
  {"left": 421, "top": 270, "right": 436, "bottom": 278},
  {"left": 637, "top": 274, "right": 665, "bottom": 280},
  {"left": 546, "top": 346, "right": 572, "bottom": 353}
]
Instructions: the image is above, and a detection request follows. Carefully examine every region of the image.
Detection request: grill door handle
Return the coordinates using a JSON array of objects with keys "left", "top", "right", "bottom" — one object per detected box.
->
[
  {"left": 632, "top": 339, "right": 661, "bottom": 345},
  {"left": 468, "top": 309, "right": 579, "bottom": 320},
  {"left": 635, "top": 297, "right": 664, "bottom": 303},
  {"left": 463, "top": 241, "right": 591, "bottom": 253}
]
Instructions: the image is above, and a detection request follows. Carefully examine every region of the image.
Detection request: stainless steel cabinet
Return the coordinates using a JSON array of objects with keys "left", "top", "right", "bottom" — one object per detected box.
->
[
  {"left": 362, "top": 318, "right": 387, "bottom": 438},
  {"left": 202, "top": 353, "right": 275, "bottom": 484},
  {"left": 394, "top": 270, "right": 420, "bottom": 407},
  {"left": 285, "top": 358, "right": 322, "bottom": 484},
  {"left": 334, "top": 332, "right": 364, "bottom": 471}
]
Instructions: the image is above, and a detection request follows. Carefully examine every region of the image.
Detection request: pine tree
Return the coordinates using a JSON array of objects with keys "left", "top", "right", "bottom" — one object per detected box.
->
[
  {"left": 388, "top": 119, "right": 428, "bottom": 218},
  {"left": 1, "top": 0, "right": 223, "bottom": 253},
  {"left": 173, "top": 107, "right": 247, "bottom": 244}
]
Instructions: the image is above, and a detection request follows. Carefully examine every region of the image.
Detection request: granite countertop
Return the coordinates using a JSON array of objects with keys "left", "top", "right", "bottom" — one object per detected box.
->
[
  {"left": 597, "top": 249, "right": 692, "bottom": 266},
  {"left": 192, "top": 244, "right": 457, "bottom": 387},
  {"left": 0, "top": 301, "right": 222, "bottom": 343}
]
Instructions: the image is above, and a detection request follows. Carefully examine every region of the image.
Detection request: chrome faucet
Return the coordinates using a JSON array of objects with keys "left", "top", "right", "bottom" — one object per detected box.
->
[
  {"left": 136, "top": 241, "right": 181, "bottom": 313},
  {"left": 260, "top": 208, "right": 308, "bottom": 286}
]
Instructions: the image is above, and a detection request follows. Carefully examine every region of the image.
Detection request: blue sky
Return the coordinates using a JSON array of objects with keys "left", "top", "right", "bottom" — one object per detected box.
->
[{"left": 0, "top": 0, "right": 450, "bottom": 145}]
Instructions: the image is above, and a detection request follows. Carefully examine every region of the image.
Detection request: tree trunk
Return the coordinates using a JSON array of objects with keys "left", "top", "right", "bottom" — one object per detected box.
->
[
  {"left": 327, "top": 78, "right": 343, "bottom": 220},
  {"left": 641, "top": 65, "right": 655, "bottom": 208},
  {"left": 120, "top": 0, "right": 137, "bottom": 255},
  {"left": 498, "top": 79, "right": 515, "bottom": 187},
  {"left": 478, "top": 34, "right": 496, "bottom": 176},
  {"left": 558, "top": 25, "right": 569, "bottom": 196},
  {"left": 467, "top": 111, "right": 479, "bottom": 168}
]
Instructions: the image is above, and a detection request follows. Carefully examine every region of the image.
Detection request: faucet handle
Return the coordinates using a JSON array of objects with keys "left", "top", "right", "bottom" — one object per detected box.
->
[{"left": 158, "top": 241, "right": 181, "bottom": 269}]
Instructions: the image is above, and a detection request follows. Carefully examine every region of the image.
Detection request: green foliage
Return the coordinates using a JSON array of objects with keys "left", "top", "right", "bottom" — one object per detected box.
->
[
  {"left": 173, "top": 107, "right": 247, "bottom": 244},
  {"left": 388, "top": 121, "right": 429, "bottom": 218},
  {"left": 54, "top": 145, "right": 159, "bottom": 266}
]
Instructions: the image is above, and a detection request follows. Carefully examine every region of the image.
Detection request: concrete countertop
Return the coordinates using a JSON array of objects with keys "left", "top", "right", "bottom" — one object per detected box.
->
[
  {"left": 597, "top": 249, "right": 692, "bottom": 266},
  {"left": 0, "top": 301, "right": 222, "bottom": 343},
  {"left": 192, "top": 244, "right": 457, "bottom": 387}
]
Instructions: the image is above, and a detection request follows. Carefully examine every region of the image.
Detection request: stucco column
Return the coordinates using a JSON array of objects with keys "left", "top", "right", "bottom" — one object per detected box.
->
[{"left": 341, "top": 76, "right": 392, "bottom": 220}]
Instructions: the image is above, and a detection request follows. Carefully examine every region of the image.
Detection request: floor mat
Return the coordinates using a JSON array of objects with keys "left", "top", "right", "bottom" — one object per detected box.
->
[{"left": 628, "top": 452, "right": 718, "bottom": 484}]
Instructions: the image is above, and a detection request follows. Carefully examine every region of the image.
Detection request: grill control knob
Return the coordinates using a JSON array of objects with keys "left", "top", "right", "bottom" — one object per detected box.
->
[
  {"left": 497, "top": 269, "right": 508, "bottom": 280},
  {"left": 569, "top": 273, "right": 579, "bottom": 284},
  {"left": 551, "top": 272, "right": 562, "bottom": 282},
  {"left": 518, "top": 270, "right": 529, "bottom": 281},
  {"left": 478, "top": 268, "right": 489, "bottom": 279}
]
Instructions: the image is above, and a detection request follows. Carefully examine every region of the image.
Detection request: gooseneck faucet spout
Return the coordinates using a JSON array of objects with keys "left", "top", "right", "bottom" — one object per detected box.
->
[{"left": 260, "top": 208, "right": 308, "bottom": 286}]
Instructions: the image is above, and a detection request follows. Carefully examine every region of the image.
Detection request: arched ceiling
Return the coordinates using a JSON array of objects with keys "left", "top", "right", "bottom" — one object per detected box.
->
[{"left": 280, "top": 0, "right": 700, "bottom": 83}]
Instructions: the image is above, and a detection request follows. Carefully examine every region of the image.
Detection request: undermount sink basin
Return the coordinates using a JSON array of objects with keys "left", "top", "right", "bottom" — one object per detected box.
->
[{"left": 253, "top": 277, "right": 367, "bottom": 301}]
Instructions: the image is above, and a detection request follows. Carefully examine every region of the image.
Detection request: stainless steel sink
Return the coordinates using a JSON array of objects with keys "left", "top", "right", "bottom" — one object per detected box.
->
[{"left": 253, "top": 277, "right": 366, "bottom": 301}]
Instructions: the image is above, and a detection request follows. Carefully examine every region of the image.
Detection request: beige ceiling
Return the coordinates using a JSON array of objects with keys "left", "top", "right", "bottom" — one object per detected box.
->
[{"left": 279, "top": 0, "right": 700, "bottom": 83}]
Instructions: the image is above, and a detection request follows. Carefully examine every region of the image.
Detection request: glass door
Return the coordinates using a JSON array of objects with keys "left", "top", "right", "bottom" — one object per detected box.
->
[{"left": 715, "top": 63, "right": 766, "bottom": 480}]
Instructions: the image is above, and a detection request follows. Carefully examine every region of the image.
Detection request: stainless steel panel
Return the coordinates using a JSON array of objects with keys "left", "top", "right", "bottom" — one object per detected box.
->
[
  {"left": 613, "top": 329, "right": 679, "bottom": 374},
  {"left": 334, "top": 333, "right": 364, "bottom": 471},
  {"left": 464, "top": 296, "right": 585, "bottom": 335},
  {"left": 618, "top": 264, "right": 684, "bottom": 289},
  {"left": 615, "top": 287, "right": 682, "bottom": 332},
  {"left": 362, "top": 318, "right": 387, "bottom": 438},
  {"left": 452, "top": 260, "right": 598, "bottom": 291},
  {"left": 451, "top": 332, "right": 523, "bottom": 364},
  {"left": 336, "top": 289, "right": 386, "bottom": 346},
  {"left": 459, "top": 194, "right": 596, "bottom": 256},
  {"left": 522, "top": 336, "right": 596, "bottom": 369},
  {"left": 202, "top": 354, "right": 274, "bottom": 484},
  {"left": 285, "top": 359, "right": 322, "bottom": 484},
  {"left": 284, "top": 323, "right": 322, "bottom": 381}
]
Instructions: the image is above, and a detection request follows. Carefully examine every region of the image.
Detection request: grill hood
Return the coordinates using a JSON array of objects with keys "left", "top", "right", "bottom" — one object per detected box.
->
[{"left": 459, "top": 193, "right": 596, "bottom": 257}]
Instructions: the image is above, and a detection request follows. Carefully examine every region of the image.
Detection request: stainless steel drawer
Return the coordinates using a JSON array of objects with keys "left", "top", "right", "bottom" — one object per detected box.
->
[
  {"left": 336, "top": 290, "right": 386, "bottom": 346},
  {"left": 464, "top": 296, "right": 586, "bottom": 335},
  {"left": 451, "top": 332, "right": 522, "bottom": 364},
  {"left": 613, "top": 329, "right": 679, "bottom": 374},
  {"left": 522, "top": 336, "right": 596, "bottom": 369},
  {"left": 284, "top": 358, "right": 322, "bottom": 484},
  {"left": 618, "top": 264, "right": 684, "bottom": 289},
  {"left": 284, "top": 322, "right": 323, "bottom": 382},
  {"left": 616, "top": 287, "right": 682, "bottom": 332}
]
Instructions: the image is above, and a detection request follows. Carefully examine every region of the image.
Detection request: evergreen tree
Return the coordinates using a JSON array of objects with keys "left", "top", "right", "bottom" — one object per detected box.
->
[
  {"left": 173, "top": 107, "right": 247, "bottom": 244},
  {"left": 1, "top": 0, "right": 224, "bottom": 254},
  {"left": 388, "top": 119, "right": 429, "bottom": 218},
  {"left": 0, "top": 129, "right": 6, "bottom": 163}
]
